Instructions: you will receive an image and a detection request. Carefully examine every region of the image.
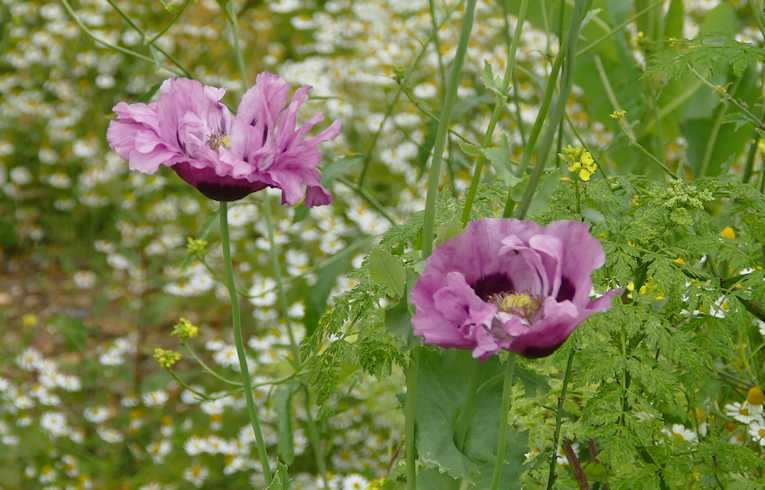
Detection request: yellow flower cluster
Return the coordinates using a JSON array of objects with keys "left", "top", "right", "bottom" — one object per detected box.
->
[
  {"left": 172, "top": 318, "right": 199, "bottom": 339},
  {"left": 186, "top": 237, "right": 208, "bottom": 259},
  {"left": 609, "top": 109, "right": 627, "bottom": 120},
  {"left": 153, "top": 348, "right": 181, "bottom": 369},
  {"left": 560, "top": 145, "right": 598, "bottom": 182}
]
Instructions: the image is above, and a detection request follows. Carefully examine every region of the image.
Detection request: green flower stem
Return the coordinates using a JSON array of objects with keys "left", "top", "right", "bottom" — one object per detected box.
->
[
  {"left": 545, "top": 345, "right": 577, "bottom": 490},
  {"left": 404, "top": 350, "right": 420, "bottom": 490},
  {"left": 489, "top": 355, "right": 517, "bottom": 490},
  {"left": 406, "top": 3, "right": 478, "bottom": 489},
  {"left": 262, "top": 197, "right": 329, "bottom": 487},
  {"left": 507, "top": 0, "right": 592, "bottom": 220},
  {"left": 224, "top": 0, "right": 249, "bottom": 90},
  {"left": 219, "top": 202, "right": 273, "bottom": 482},
  {"left": 421, "top": 0, "right": 477, "bottom": 257},
  {"left": 61, "top": 0, "right": 183, "bottom": 75},
  {"left": 149, "top": 0, "right": 193, "bottom": 44},
  {"left": 576, "top": 0, "right": 663, "bottom": 56},
  {"left": 358, "top": 0, "right": 464, "bottom": 187},
  {"left": 593, "top": 54, "right": 676, "bottom": 178},
  {"left": 103, "top": 0, "right": 193, "bottom": 78},
  {"left": 183, "top": 341, "right": 242, "bottom": 386},
  {"left": 742, "top": 134, "right": 760, "bottom": 184},
  {"left": 461, "top": 0, "right": 528, "bottom": 226}
]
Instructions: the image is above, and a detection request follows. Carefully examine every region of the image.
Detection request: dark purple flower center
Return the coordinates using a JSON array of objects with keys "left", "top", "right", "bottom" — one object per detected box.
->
[
  {"left": 556, "top": 276, "right": 576, "bottom": 302},
  {"left": 472, "top": 273, "right": 514, "bottom": 301}
]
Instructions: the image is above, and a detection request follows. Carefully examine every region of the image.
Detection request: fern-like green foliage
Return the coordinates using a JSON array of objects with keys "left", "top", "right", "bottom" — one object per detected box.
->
[
  {"left": 645, "top": 36, "right": 765, "bottom": 82},
  {"left": 302, "top": 168, "right": 765, "bottom": 485}
]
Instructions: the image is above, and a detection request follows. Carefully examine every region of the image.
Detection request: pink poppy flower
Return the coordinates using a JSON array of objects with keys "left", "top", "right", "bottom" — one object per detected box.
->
[
  {"left": 410, "top": 219, "right": 621, "bottom": 359},
  {"left": 107, "top": 74, "right": 340, "bottom": 204}
]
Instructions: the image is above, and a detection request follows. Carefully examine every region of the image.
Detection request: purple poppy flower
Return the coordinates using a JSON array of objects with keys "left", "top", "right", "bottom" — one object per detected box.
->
[
  {"left": 106, "top": 74, "right": 340, "bottom": 204},
  {"left": 410, "top": 219, "right": 621, "bottom": 359}
]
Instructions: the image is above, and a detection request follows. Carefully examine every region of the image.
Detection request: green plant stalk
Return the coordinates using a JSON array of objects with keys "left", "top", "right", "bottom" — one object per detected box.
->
[
  {"left": 61, "top": 0, "right": 184, "bottom": 74},
  {"left": 743, "top": 130, "right": 762, "bottom": 184},
  {"left": 576, "top": 0, "right": 664, "bottom": 55},
  {"left": 224, "top": 0, "right": 328, "bottom": 479},
  {"left": 512, "top": 50, "right": 564, "bottom": 177},
  {"left": 358, "top": 0, "right": 464, "bottom": 187},
  {"left": 700, "top": 77, "right": 743, "bottom": 177},
  {"left": 150, "top": 0, "right": 193, "bottom": 43},
  {"left": 219, "top": 203, "right": 273, "bottom": 481},
  {"left": 104, "top": 0, "right": 193, "bottom": 77},
  {"left": 593, "top": 54, "right": 676, "bottom": 178},
  {"left": 262, "top": 197, "right": 329, "bottom": 487},
  {"left": 428, "top": 0, "right": 447, "bottom": 89},
  {"left": 489, "top": 355, "right": 517, "bottom": 490},
  {"left": 461, "top": 0, "right": 528, "bottom": 225},
  {"left": 545, "top": 345, "right": 577, "bottom": 489},
  {"left": 406, "top": 4, "right": 478, "bottom": 488},
  {"left": 508, "top": 0, "right": 593, "bottom": 219},
  {"left": 183, "top": 341, "right": 242, "bottom": 386},
  {"left": 225, "top": 0, "right": 248, "bottom": 91}
]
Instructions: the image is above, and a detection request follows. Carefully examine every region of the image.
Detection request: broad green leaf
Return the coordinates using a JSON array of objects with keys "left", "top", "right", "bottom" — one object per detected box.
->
[
  {"left": 368, "top": 248, "right": 407, "bottom": 298},
  {"left": 416, "top": 349, "right": 528, "bottom": 487},
  {"left": 417, "top": 466, "right": 460, "bottom": 489}
]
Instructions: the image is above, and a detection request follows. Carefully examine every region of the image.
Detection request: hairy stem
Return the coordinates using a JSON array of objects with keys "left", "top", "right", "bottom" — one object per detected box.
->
[
  {"left": 489, "top": 355, "right": 517, "bottom": 490},
  {"left": 407, "top": 4, "right": 479, "bottom": 488},
  {"left": 461, "top": 0, "right": 528, "bottom": 225},
  {"left": 219, "top": 203, "right": 272, "bottom": 481},
  {"left": 262, "top": 197, "right": 329, "bottom": 487},
  {"left": 508, "top": 0, "right": 593, "bottom": 219},
  {"left": 546, "top": 345, "right": 577, "bottom": 489}
]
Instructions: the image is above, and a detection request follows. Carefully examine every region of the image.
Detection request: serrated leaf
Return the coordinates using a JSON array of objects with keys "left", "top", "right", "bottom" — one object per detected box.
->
[{"left": 368, "top": 249, "right": 406, "bottom": 298}]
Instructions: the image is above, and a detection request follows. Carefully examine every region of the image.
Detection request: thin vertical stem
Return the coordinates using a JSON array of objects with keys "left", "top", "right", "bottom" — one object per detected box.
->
[
  {"left": 508, "top": 0, "right": 593, "bottom": 219},
  {"left": 358, "top": 0, "right": 464, "bottom": 187},
  {"left": 489, "top": 355, "right": 517, "bottom": 490},
  {"left": 421, "top": 0, "right": 478, "bottom": 257},
  {"left": 428, "top": 0, "right": 447, "bottom": 89},
  {"left": 545, "top": 345, "right": 577, "bottom": 489},
  {"left": 407, "top": 4, "right": 478, "bottom": 488},
  {"left": 224, "top": 0, "right": 328, "bottom": 481},
  {"left": 262, "top": 197, "right": 329, "bottom": 487},
  {"left": 461, "top": 0, "right": 528, "bottom": 225},
  {"left": 593, "top": 54, "right": 676, "bottom": 178},
  {"left": 404, "top": 351, "right": 420, "bottom": 490},
  {"left": 225, "top": 0, "right": 248, "bottom": 88},
  {"left": 219, "top": 203, "right": 273, "bottom": 482}
]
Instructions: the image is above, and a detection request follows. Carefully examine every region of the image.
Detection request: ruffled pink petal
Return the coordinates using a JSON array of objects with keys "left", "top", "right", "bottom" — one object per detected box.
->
[{"left": 507, "top": 298, "right": 579, "bottom": 358}]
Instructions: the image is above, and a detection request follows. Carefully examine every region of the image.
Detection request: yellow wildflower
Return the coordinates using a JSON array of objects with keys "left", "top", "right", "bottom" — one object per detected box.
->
[
  {"left": 559, "top": 145, "right": 598, "bottom": 182},
  {"left": 22, "top": 313, "right": 38, "bottom": 328},
  {"left": 153, "top": 348, "right": 181, "bottom": 369},
  {"left": 610, "top": 109, "right": 627, "bottom": 120},
  {"left": 172, "top": 318, "right": 199, "bottom": 339},
  {"left": 720, "top": 226, "right": 736, "bottom": 240}
]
